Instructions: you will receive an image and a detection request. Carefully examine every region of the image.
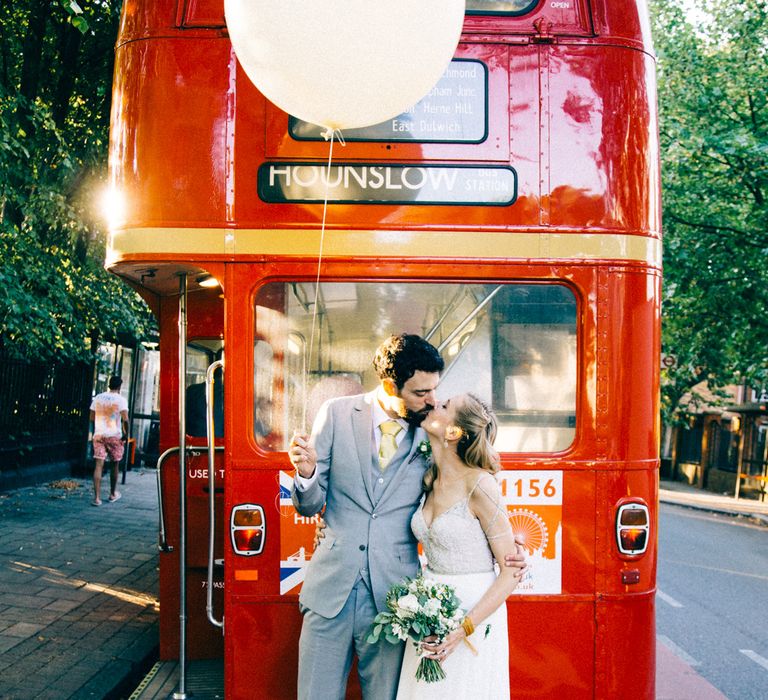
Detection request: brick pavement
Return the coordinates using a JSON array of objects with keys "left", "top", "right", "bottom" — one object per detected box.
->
[
  {"left": 1, "top": 471, "right": 762, "bottom": 700},
  {"left": 0, "top": 471, "right": 160, "bottom": 700}
]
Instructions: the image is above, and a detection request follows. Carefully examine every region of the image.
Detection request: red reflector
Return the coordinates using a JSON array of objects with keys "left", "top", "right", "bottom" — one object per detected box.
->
[
  {"left": 616, "top": 502, "right": 650, "bottom": 555},
  {"left": 619, "top": 528, "right": 647, "bottom": 552},
  {"left": 621, "top": 569, "right": 641, "bottom": 585},
  {"left": 619, "top": 507, "right": 648, "bottom": 526},
  {"left": 233, "top": 528, "right": 263, "bottom": 552},
  {"left": 233, "top": 509, "right": 263, "bottom": 527},
  {"left": 231, "top": 504, "right": 266, "bottom": 556}
]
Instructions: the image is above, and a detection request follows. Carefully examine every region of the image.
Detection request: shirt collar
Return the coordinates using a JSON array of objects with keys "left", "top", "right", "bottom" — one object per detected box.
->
[{"left": 373, "top": 387, "right": 408, "bottom": 431}]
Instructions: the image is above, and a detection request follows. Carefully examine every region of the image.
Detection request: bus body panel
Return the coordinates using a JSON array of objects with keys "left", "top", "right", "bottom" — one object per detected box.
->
[
  {"left": 110, "top": 12, "right": 659, "bottom": 236},
  {"left": 117, "top": 0, "right": 654, "bottom": 49},
  {"left": 110, "top": 39, "right": 231, "bottom": 228},
  {"left": 109, "top": 1, "right": 661, "bottom": 697}
]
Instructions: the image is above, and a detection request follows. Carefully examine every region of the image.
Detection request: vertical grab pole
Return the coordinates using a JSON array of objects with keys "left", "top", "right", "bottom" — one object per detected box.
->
[
  {"left": 174, "top": 273, "right": 189, "bottom": 700},
  {"left": 206, "top": 357, "right": 225, "bottom": 629}
]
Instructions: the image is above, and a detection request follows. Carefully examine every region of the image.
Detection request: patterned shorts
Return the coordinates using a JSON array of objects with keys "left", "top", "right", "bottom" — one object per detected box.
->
[{"left": 93, "top": 435, "right": 124, "bottom": 462}]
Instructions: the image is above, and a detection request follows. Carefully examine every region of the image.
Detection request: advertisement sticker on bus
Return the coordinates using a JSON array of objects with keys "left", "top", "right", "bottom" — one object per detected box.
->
[
  {"left": 499, "top": 471, "right": 563, "bottom": 595},
  {"left": 279, "top": 471, "right": 318, "bottom": 595}
]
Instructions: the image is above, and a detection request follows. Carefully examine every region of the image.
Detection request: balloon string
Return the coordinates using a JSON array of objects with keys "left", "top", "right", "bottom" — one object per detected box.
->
[
  {"left": 303, "top": 129, "right": 343, "bottom": 430},
  {"left": 321, "top": 128, "right": 345, "bottom": 146}
]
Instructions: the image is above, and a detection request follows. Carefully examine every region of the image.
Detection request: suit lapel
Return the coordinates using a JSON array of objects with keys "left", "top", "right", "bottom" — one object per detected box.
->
[
  {"left": 353, "top": 392, "right": 376, "bottom": 507},
  {"left": 403, "top": 426, "right": 425, "bottom": 464}
]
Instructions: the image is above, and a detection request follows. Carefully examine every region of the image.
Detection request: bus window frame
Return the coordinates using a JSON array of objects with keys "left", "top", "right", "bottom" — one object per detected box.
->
[
  {"left": 175, "top": 1, "right": 593, "bottom": 37},
  {"left": 247, "top": 274, "right": 582, "bottom": 458},
  {"left": 462, "top": 0, "right": 594, "bottom": 37}
]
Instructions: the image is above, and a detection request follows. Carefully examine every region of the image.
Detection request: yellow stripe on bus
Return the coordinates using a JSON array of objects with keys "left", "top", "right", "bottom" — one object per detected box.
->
[{"left": 108, "top": 228, "right": 662, "bottom": 266}]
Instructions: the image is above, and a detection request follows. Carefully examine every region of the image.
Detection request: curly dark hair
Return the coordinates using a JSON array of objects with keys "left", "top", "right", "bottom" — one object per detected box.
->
[{"left": 372, "top": 334, "right": 444, "bottom": 389}]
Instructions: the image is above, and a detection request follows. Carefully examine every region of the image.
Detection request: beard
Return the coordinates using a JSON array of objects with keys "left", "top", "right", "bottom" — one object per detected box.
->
[{"left": 403, "top": 405, "right": 433, "bottom": 427}]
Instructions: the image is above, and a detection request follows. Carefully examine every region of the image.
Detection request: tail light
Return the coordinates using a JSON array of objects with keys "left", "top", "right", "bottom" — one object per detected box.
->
[
  {"left": 231, "top": 504, "right": 266, "bottom": 556},
  {"left": 616, "top": 502, "right": 649, "bottom": 555}
]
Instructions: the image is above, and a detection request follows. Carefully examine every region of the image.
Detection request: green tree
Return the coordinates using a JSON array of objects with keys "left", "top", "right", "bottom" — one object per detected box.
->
[
  {"left": 0, "top": 0, "right": 154, "bottom": 362},
  {"left": 650, "top": 0, "right": 768, "bottom": 422}
]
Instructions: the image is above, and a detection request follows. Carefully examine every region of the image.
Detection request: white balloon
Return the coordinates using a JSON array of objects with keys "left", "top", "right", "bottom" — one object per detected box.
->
[{"left": 224, "top": 0, "right": 466, "bottom": 131}]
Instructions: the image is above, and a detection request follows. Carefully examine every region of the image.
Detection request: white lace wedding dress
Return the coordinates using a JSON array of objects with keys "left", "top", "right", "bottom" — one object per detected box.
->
[{"left": 395, "top": 492, "right": 510, "bottom": 699}]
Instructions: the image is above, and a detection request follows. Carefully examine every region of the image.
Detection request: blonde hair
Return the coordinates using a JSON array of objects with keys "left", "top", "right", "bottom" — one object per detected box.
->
[{"left": 423, "top": 393, "right": 500, "bottom": 492}]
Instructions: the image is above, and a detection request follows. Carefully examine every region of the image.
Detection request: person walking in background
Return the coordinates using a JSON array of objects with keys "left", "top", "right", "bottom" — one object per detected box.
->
[{"left": 90, "top": 375, "right": 129, "bottom": 506}]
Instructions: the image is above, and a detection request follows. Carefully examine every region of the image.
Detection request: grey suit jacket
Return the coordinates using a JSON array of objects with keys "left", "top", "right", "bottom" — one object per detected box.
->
[{"left": 291, "top": 391, "right": 429, "bottom": 619}]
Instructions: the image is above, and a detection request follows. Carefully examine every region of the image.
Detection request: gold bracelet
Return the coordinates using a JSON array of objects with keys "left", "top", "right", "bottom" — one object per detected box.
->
[{"left": 461, "top": 616, "right": 475, "bottom": 637}]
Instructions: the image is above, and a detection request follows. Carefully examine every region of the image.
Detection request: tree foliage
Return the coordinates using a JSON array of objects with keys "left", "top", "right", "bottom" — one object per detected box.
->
[
  {"left": 0, "top": 0, "right": 154, "bottom": 363},
  {"left": 650, "top": 0, "right": 768, "bottom": 421},
  {"left": 1, "top": 0, "right": 765, "bottom": 406}
]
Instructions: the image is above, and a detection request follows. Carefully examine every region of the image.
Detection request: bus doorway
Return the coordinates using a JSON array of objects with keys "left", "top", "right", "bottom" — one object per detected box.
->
[{"left": 154, "top": 270, "right": 226, "bottom": 667}]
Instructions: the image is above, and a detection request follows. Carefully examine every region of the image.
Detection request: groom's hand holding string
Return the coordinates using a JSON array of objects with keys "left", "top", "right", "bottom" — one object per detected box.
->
[{"left": 289, "top": 430, "right": 317, "bottom": 478}]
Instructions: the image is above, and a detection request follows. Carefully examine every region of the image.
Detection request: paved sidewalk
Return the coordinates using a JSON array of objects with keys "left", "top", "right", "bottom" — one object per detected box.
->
[
  {"left": 0, "top": 471, "right": 762, "bottom": 700},
  {"left": 0, "top": 471, "right": 160, "bottom": 700},
  {"left": 660, "top": 478, "right": 768, "bottom": 525}
]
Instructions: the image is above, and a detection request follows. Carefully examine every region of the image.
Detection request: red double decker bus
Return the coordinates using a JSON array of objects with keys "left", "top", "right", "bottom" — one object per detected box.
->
[{"left": 109, "top": 1, "right": 661, "bottom": 697}]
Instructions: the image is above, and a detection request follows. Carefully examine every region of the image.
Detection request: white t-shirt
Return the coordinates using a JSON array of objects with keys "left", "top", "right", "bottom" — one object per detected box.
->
[{"left": 91, "top": 391, "right": 128, "bottom": 438}]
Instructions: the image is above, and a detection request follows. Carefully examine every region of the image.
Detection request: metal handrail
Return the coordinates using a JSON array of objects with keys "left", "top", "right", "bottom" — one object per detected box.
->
[
  {"left": 177, "top": 272, "right": 189, "bottom": 700},
  {"left": 424, "top": 286, "right": 465, "bottom": 343},
  {"left": 155, "top": 444, "right": 225, "bottom": 553},
  {"left": 205, "top": 358, "right": 225, "bottom": 630},
  {"left": 156, "top": 446, "right": 178, "bottom": 553},
  {"left": 437, "top": 285, "right": 502, "bottom": 381},
  {"left": 437, "top": 284, "right": 502, "bottom": 353}
]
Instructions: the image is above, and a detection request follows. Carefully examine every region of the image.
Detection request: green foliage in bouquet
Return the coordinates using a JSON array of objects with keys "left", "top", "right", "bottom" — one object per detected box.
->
[{"left": 367, "top": 574, "right": 464, "bottom": 683}]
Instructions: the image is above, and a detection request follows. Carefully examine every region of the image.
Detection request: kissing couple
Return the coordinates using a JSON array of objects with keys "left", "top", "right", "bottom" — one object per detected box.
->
[{"left": 290, "top": 333, "right": 527, "bottom": 699}]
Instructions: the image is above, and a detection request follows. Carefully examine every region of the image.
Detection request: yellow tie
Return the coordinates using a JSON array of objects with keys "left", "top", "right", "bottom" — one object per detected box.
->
[{"left": 378, "top": 420, "right": 403, "bottom": 470}]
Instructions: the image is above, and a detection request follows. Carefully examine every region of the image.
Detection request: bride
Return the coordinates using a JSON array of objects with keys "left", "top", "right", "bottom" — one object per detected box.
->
[{"left": 396, "top": 393, "right": 522, "bottom": 700}]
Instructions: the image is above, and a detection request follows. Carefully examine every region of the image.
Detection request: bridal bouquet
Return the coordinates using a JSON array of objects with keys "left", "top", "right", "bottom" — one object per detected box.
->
[{"left": 367, "top": 574, "right": 464, "bottom": 683}]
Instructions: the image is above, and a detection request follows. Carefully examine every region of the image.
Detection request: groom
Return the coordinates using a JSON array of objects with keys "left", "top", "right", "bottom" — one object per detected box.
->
[{"left": 290, "top": 334, "right": 526, "bottom": 699}]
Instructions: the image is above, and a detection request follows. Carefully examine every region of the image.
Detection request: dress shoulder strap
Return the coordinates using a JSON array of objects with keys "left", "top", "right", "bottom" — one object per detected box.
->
[
  {"left": 467, "top": 472, "right": 494, "bottom": 499},
  {"left": 467, "top": 472, "right": 507, "bottom": 538}
]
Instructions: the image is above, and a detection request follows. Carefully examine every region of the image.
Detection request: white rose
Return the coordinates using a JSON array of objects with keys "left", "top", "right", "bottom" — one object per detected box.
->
[
  {"left": 392, "top": 622, "right": 408, "bottom": 641},
  {"left": 423, "top": 598, "right": 441, "bottom": 617},
  {"left": 397, "top": 593, "right": 420, "bottom": 616}
]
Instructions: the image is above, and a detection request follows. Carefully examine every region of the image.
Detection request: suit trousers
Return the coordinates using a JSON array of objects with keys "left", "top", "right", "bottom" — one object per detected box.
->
[{"left": 298, "top": 577, "right": 405, "bottom": 700}]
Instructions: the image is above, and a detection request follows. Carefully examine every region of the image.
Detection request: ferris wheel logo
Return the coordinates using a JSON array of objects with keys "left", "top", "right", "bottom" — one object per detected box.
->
[{"left": 508, "top": 508, "right": 549, "bottom": 555}]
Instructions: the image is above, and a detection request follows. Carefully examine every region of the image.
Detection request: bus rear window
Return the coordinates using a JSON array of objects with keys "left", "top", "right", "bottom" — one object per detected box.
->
[
  {"left": 253, "top": 281, "right": 577, "bottom": 453},
  {"left": 466, "top": 0, "right": 539, "bottom": 14},
  {"left": 177, "top": 0, "right": 540, "bottom": 26}
]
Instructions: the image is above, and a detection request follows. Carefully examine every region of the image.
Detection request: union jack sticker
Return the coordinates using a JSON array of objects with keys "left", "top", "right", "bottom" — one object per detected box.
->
[{"left": 279, "top": 471, "right": 319, "bottom": 595}]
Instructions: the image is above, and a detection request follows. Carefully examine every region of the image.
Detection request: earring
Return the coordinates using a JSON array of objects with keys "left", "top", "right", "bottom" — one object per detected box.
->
[{"left": 446, "top": 426, "right": 462, "bottom": 441}]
